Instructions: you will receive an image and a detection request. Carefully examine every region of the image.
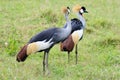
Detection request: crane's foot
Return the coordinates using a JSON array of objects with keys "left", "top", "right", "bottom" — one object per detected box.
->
[
  {"left": 45, "top": 69, "right": 50, "bottom": 76},
  {"left": 43, "top": 70, "right": 50, "bottom": 76}
]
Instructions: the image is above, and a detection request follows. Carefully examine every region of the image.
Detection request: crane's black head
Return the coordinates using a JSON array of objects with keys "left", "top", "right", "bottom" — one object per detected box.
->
[
  {"left": 80, "top": 6, "right": 88, "bottom": 14},
  {"left": 62, "top": 6, "right": 71, "bottom": 14},
  {"left": 67, "top": 6, "right": 71, "bottom": 14}
]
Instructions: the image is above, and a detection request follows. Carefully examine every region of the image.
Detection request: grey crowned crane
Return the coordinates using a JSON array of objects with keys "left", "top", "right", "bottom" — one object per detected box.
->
[
  {"left": 60, "top": 5, "right": 88, "bottom": 64},
  {"left": 16, "top": 7, "right": 71, "bottom": 74}
]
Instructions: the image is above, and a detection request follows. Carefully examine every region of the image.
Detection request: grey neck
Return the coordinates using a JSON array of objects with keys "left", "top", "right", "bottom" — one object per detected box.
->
[
  {"left": 55, "top": 12, "right": 71, "bottom": 42},
  {"left": 77, "top": 13, "right": 86, "bottom": 29},
  {"left": 61, "top": 12, "right": 71, "bottom": 38},
  {"left": 65, "top": 13, "right": 69, "bottom": 22},
  {"left": 65, "top": 12, "right": 71, "bottom": 31}
]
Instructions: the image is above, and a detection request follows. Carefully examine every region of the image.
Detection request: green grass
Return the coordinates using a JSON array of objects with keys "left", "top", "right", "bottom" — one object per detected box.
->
[{"left": 0, "top": 0, "right": 120, "bottom": 80}]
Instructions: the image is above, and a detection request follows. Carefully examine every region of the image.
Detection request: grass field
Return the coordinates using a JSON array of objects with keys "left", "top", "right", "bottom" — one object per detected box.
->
[{"left": 0, "top": 0, "right": 120, "bottom": 80}]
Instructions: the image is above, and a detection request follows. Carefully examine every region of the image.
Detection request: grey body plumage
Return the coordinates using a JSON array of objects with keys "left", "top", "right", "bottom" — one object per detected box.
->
[{"left": 28, "top": 20, "right": 71, "bottom": 52}]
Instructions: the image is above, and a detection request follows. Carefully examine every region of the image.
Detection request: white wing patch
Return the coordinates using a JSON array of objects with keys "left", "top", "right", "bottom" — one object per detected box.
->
[
  {"left": 36, "top": 39, "right": 53, "bottom": 51},
  {"left": 71, "top": 29, "right": 83, "bottom": 45},
  {"left": 77, "top": 29, "right": 83, "bottom": 39},
  {"left": 27, "top": 39, "right": 53, "bottom": 55}
]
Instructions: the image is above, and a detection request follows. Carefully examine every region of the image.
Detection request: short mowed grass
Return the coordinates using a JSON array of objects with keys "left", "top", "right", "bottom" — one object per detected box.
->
[{"left": 0, "top": 0, "right": 120, "bottom": 80}]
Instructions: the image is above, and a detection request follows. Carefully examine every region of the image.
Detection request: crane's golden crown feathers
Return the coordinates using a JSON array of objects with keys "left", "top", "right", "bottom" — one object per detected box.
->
[
  {"left": 72, "top": 5, "right": 81, "bottom": 12},
  {"left": 62, "top": 7, "right": 68, "bottom": 14}
]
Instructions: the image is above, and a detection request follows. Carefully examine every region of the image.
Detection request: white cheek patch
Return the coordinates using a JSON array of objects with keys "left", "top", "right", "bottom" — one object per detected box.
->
[
  {"left": 80, "top": 9, "right": 84, "bottom": 13},
  {"left": 68, "top": 9, "right": 70, "bottom": 13}
]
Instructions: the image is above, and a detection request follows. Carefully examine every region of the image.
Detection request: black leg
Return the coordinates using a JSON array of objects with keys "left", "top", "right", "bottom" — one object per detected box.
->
[
  {"left": 46, "top": 52, "right": 49, "bottom": 70},
  {"left": 68, "top": 52, "right": 70, "bottom": 63},
  {"left": 75, "top": 44, "right": 78, "bottom": 64},
  {"left": 45, "top": 52, "right": 50, "bottom": 75},
  {"left": 43, "top": 52, "right": 46, "bottom": 74}
]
